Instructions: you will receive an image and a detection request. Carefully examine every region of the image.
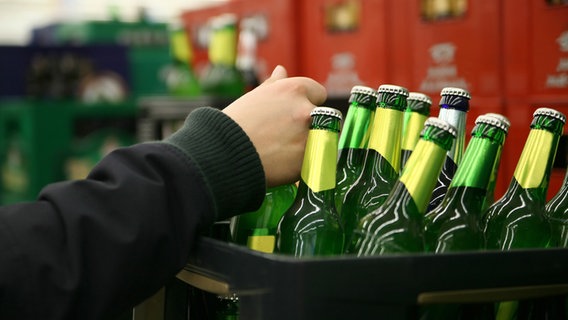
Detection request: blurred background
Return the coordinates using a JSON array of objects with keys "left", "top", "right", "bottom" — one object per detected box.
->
[{"left": 0, "top": 0, "right": 566, "bottom": 207}]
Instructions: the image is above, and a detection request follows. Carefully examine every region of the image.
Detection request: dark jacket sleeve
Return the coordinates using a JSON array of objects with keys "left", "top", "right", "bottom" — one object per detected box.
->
[{"left": 0, "top": 107, "right": 265, "bottom": 320}]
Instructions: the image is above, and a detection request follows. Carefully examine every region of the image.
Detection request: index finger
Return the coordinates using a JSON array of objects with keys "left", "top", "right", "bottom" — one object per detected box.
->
[{"left": 289, "top": 76, "right": 328, "bottom": 106}]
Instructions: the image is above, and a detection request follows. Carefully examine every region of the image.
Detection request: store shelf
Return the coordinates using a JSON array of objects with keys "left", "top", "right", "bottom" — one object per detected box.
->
[{"left": 178, "top": 236, "right": 568, "bottom": 319}]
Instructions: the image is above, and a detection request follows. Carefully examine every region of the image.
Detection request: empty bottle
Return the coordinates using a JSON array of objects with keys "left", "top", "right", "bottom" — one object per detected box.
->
[
  {"left": 335, "top": 85, "right": 378, "bottom": 214},
  {"left": 424, "top": 114, "right": 509, "bottom": 253},
  {"left": 341, "top": 84, "right": 408, "bottom": 248},
  {"left": 428, "top": 87, "right": 470, "bottom": 212},
  {"left": 276, "top": 107, "right": 344, "bottom": 256},
  {"left": 350, "top": 117, "right": 456, "bottom": 256},
  {"left": 401, "top": 92, "right": 432, "bottom": 169}
]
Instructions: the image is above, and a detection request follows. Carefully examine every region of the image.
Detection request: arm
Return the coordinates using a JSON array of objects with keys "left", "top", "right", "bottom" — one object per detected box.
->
[
  {"left": 0, "top": 65, "right": 326, "bottom": 319},
  {"left": 0, "top": 108, "right": 264, "bottom": 320}
]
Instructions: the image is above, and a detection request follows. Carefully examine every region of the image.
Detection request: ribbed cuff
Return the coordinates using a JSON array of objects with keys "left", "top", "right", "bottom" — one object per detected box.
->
[{"left": 164, "top": 107, "right": 266, "bottom": 221}]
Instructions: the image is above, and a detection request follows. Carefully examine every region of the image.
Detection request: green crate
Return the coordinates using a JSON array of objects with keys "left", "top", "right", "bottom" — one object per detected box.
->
[{"left": 0, "top": 99, "right": 138, "bottom": 204}]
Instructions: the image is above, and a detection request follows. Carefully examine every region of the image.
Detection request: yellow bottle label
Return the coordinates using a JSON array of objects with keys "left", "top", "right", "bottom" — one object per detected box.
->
[
  {"left": 209, "top": 27, "right": 237, "bottom": 65},
  {"left": 367, "top": 108, "right": 402, "bottom": 173},
  {"left": 301, "top": 130, "right": 338, "bottom": 192},
  {"left": 399, "top": 140, "right": 446, "bottom": 212},
  {"left": 171, "top": 31, "right": 192, "bottom": 62},
  {"left": 247, "top": 235, "right": 275, "bottom": 253},
  {"left": 401, "top": 113, "right": 428, "bottom": 151},
  {"left": 514, "top": 129, "right": 554, "bottom": 189}
]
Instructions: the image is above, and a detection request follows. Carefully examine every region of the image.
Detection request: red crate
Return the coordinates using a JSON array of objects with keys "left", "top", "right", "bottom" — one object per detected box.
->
[
  {"left": 503, "top": 1, "right": 568, "bottom": 102},
  {"left": 228, "top": 0, "right": 301, "bottom": 81},
  {"left": 297, "top": 0, "right": 391, "bottom": 97},
  {"left": 390, "top": 1, "right": 503, "bottom": 98}
]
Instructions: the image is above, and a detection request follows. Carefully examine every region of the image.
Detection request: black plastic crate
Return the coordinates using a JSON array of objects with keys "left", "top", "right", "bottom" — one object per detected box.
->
[{"left": 177, "top": 237, "right": 568, "bottom": 319}]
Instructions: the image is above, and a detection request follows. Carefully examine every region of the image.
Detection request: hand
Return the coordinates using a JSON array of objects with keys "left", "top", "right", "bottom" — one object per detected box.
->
[{"left": 223, "top": 65, "right": 327, "bottom": 187}]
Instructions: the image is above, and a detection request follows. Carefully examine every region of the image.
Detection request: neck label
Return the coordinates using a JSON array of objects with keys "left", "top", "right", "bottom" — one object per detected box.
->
[
  {"left": 368, "top": 108, "right": 402, "bottom": 172},
  {"left": 514, "top": 129, "right": 555, "bottom": 188},
  {"left": 301, "top": 130, "right": 337, "bottom": 192}
]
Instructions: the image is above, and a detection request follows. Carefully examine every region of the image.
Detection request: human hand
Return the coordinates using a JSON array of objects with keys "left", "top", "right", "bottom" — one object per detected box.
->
[{"left": 223, "top": 65, "right": 327, "bottom": 187}]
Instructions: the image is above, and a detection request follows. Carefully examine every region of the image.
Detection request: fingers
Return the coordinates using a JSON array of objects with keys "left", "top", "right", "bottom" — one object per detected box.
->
[{"left": 261, "top": 65, "right": 288, "bottom": 86}]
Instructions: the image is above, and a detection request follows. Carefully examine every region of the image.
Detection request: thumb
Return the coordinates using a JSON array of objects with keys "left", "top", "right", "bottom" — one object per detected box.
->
[{"left": 261, "top": 65, "right": 288, "bottom": 85}]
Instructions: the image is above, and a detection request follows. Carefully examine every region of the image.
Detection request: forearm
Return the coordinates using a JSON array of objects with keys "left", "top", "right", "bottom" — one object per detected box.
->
[{"left": 0, "top": 107, "right": 266, "bottom": 319}]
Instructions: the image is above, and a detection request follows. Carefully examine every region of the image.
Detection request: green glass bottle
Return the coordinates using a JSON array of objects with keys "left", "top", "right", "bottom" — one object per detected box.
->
[
  {"left": 341, "top": 84, "right": 408, "bottom": 248},
  {"left": 545, "top": 168, "right": 568, "bottom": 247},
  {"left": 482, "top": 113, "right": 511, "bottom": 212},
  {"left": 401, "top": 92, "right": 432, "bottom": 169},
  {"left": 164, "top": 23, "right": 201, "bottom": 97},
  {"left": 423, "top": 114, "right": 509, "bottom": 253},
  {"left": 350, "top": 117, "right": 456, "bottom": 256},
  {"left": 335, "top": 85, "right": 378, "bottom": 214},
  {"left": 276, "top": 107, "right": 344, "bottom": 256},
  {"left": 428, "top": 87, "right": 470, "bottom": 212},
  {"left": 230, "top": 184, "right": 297, "bottom": 253},
  {"left": 483, "top": 109, "right": 566, "bottom": 320},
  {"left": 200, "top": 14, "right": 245, "bottom": 98},
  {"left": 483, "top": 107, "right": 566, "bottom": 250}
]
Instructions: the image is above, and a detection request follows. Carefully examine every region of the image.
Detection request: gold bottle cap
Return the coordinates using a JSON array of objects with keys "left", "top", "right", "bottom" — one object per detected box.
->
[
  {"left": 350, "top": 85, "right": 378, "bottom": 98},
  {"left": 475, "top": 114, "right": 510, "bottom": 133},
  {"left": 424, "top": 117, "right": 457, "bottom": 137},
  {"left": 534, "top": 107, "right": 566, "bottom": 124},
  {"left": 440, "top": 87, "right": 471, "bottom": 99},
  {"left": 407, "top": 92, "right": 432, "bottom": 105},
  {"left": 377, "top": 84, "right": 409, "bottom": 97},
  {"left": 311, "top": 106, "right": 343, "bottom": 121}
]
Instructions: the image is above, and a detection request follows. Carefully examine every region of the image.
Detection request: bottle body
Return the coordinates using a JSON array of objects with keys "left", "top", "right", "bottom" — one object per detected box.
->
[
  {"left": 201, "top": 14, "right": 245, "bottom": 98},
  {"left": 545, "top": 170, "right": 568, "bottom": 247},
  {"left": 335, "top": 85, "right": 377, "bottom": 214},
  {"left": 428, "top": 87, "right": 470, "bottom": 212},
  {"left": 341, "top": 84, "right": 408, "bottom": 249},
  {"left": 231, "top": 184, "right": 297, "bottom": 252},
  {"left": 401, "top": 92, "right": 431, "bottom": 169},
  {"left": 484, "top": 108, "right": 566, "bottom": 250},
  {"left": 276, "top": 107, "right": 344, "bottom": 256},
  {"left": 423, "top": 115, "right": 509, "bottom": 253},
  {"left": 164, "top": 25, "right": 201, "bottom": 97},
  {"left": 350, "top": 117, "right": 456, "bottom": 256}
]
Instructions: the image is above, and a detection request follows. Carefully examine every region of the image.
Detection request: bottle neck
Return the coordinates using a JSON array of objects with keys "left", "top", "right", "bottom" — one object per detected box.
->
[
  {"left": 209, "top": 25, "right": 238, "bottom": 66},
  {"left": 438, "top": 108, "right": 467, "bottom": 164},
  {"left": 398, "top": 139, "right": 448, "bottom": 213},
  {"left": 338, "top": 102, "right": 374, "bottom": 150},
  {"left": 367, "top": 107, "right": 403, "bottom": 173},
  {"left": 512, "top": 128, "right": 560, "bottom": 191},
  {"left": 451, "top": 133, "right": 502, "bottom": 189},
  {"left": 401, "top": 111, "right": 428, "bottom": 151},
  {"left": 301, "top": 129, "right": 338, "bottom": 193}
]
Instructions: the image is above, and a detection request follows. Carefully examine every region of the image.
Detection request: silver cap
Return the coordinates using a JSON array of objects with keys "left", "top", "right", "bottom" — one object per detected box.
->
[
  {"left": 440, "top": 87, "right": 471, "bottom": 99},
  {"left": 533, "top": 107, "right": 566, "bottom": 124},
  {"left": 483, "top": 113, "right": 511, "bottom": 129},
  {"left": 475, "top": 114, "right": 510, "bottom": 133},
  {"left": 350, "top": 85, "right": 378, "bottom": 98},
  {"left": 424, "top": 117, "right": 457, "bottom": 137},
  {"left": 311, "top": 106, "right": 343, "bottom": 121},
  {"left": 407, "top": 92, "right": 432, "bottom": 105},
  {"left": 377, "top": 84, "right": 409, "bottom": 97}
]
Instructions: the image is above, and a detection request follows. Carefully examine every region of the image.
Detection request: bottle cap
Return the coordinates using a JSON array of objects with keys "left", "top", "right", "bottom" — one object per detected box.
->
[
  {"left": 350, "top": 85, "right": 378, "bottom": 98},
  {"left": 210, "top": 13, "right": 238, "bottom": 29},
  {"left": 483, "top": 113, "right": 511, "bottom": 129},
  {"left": 440, "top": 87, "right": 471, "bottom": 100},
  {"left": 377, "top": 84, "right": 409, "bottom": 97},
  {"left": 407, "top": 92, "right": 432, "bottom": 105},
  {"left": 534, "top": 107, "right": 566, "bottom": 124},
  {"left": 424, "top": 117, "right": 457, "bottom": 137},
  {"left": 475, "top": 114, "right": 510, "bottom": 133},
  {"left": 311, "top": 106, "right": 343, "bottom": 121}
]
